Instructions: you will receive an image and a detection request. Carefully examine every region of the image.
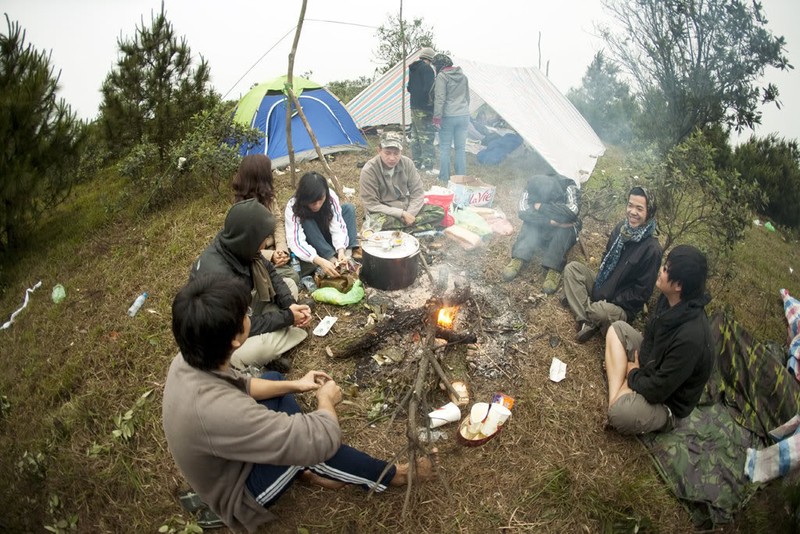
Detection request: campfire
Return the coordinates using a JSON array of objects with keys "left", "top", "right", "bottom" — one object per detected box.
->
[{"left": 437, "top": 306, "right": 458, "bottom": 329}]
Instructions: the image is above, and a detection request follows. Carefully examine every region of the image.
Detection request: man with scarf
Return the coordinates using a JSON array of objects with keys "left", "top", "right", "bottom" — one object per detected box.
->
[
  {"left": 190, "top": 198, "right": 311, "bottom": 369},
  {"left": 603, "top": 245, "right": 713, "bottom": 434},
  {"left": 562, "top": 186, "right": 662, "bottom": 343}
]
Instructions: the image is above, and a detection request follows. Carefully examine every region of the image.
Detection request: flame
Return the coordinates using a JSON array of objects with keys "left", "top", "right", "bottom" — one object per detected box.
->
[{"left": 437, "top": 306, "right": 458, "bottom": 328}]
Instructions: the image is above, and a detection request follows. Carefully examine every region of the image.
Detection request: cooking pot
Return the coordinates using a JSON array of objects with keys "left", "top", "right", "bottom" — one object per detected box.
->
[{"left": 360, "top": 230, "right": 420, "bottom": 290}]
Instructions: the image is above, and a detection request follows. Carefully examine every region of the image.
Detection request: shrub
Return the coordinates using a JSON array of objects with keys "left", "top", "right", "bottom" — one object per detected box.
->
[{"left": 734, "top": 135, "right": 800, "bottom": 229}]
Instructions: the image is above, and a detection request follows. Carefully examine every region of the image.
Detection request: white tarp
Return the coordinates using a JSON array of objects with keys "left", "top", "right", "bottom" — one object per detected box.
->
[{"left": 347, "top": 53, "right": 605, "bottom": 184}]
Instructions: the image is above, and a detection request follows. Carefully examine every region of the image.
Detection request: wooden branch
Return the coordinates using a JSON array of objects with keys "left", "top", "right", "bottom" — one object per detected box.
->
[
  {"left": 285, "top": 0, "right": 307, "bottom": 187},
  {"left": 403, "top": 331, "right": 432, "bottom": 518},
  {"left": 418, "top": 250, "right": 435, "bottom": 286}
]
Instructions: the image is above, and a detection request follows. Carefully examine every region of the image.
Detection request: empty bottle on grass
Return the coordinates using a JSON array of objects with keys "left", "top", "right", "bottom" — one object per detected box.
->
[
  {"left": 127, "top": 292, "right": 148, "bottom": 317},
  {"left": 290, "top": 253, "right": 301, "bottom": 273}
]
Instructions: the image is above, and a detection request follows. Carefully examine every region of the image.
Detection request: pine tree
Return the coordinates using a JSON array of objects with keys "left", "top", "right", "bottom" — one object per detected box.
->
[
  {"left": 0, "top": 15, "right": 83, "bottom": 250},
  {"left": 99, "top": 2, "right": 216, "bottom": 162}
]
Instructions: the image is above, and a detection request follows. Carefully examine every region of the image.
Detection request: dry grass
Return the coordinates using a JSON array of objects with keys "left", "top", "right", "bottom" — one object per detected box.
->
[{"left": 1, "top": 145, "right": 798, "bottom": 533}]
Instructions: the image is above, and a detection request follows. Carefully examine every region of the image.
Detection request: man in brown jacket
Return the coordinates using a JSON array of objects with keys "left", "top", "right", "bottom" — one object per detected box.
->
[{"left": 163, "top": 273, "right": 435, "bottom": 532}]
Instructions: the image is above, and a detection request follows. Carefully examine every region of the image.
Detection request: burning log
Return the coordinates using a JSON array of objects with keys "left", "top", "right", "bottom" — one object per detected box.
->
[{"left": 324, "top": 284, "right": 472, "bottom": 359}]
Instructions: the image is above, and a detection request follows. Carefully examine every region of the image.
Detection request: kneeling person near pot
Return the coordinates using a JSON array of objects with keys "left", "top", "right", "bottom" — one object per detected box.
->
[
  {"left": 285, "top": 171, "right": 360, "bottom": 278},
  {"left": 163, "top": 273, "right": 437, "bottom": 532},
  {"left": 359, "top": 131, "right": 445, "bottom": 233}
]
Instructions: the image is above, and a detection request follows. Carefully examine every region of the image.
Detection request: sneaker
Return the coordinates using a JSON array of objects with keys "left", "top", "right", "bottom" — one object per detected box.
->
[
  {"left": 542, "top": 269, "right": 562, "bottom": 295},
  {"left": 502, "top": 258, "right": 523, "bottom": 281},
  {"left": 575, "top": 322, "right": 599, "bottom": 343}
]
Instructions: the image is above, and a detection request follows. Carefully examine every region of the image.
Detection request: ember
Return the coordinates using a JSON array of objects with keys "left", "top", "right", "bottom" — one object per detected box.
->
[{"left": 437, "top": 306, "right": 458, "bottom": 329}]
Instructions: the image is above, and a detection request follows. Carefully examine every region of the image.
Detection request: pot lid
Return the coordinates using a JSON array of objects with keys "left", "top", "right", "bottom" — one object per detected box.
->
[{"left": 362, "top": 230, "right": 420, "bottom": 259}]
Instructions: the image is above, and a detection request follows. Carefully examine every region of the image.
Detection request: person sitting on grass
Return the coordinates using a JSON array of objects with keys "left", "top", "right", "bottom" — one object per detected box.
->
[
  {"left": 603, "top": 245, "right": 713, "bottom": 435},
  {"left": 232, "top": 153, "right": 299, "bottom": 292},
  {"left": 190, "top": 199, "right": 311, "bottom": 370},
  {"left": 285, "top": 171, "right": 360, "bottom": 278},
  {"left": 163, "top": 273, "right": 437, "bottom": 532},
  {"left": 502, "top": 172, "right": 581, "bottom": 294},
  {"left": 359, "top": 131, "right": 445, "bottom": 233},
  {"left": 562, "top": 186, "right": 662, "bottom": 343}
]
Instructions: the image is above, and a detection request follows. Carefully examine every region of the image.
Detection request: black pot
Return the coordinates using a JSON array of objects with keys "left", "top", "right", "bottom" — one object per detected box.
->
[{"left": 360, "top": 231, "right": 420, "bottom": 290}]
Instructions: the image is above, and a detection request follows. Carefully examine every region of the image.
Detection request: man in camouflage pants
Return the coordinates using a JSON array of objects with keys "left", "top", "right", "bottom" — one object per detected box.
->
[{"left": 407, "top": 47, "right": 436, "bottom": 170}]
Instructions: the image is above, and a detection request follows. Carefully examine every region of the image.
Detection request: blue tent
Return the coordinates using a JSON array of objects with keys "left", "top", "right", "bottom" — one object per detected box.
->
[{"left": 233, "top": 76, "right": 367, "bottom": 168}]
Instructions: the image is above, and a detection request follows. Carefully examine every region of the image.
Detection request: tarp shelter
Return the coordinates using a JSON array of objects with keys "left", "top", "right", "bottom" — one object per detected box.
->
[
  {"left": 233, "top": 76, "right": 367, "bottom": 168},
  {"left": 347, "top": 51, "right": 605, "bottom": 184}
]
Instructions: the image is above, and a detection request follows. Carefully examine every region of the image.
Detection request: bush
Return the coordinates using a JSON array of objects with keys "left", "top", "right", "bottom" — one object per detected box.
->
[
  {"left": 117, "top": 102, "right": 260, "bottom": 210},
  {"left": 734, "top": 135, "right": 800, "bottom": 229},
  {"left": 650, "top": 130, "right": 763, "bottom": 262}
]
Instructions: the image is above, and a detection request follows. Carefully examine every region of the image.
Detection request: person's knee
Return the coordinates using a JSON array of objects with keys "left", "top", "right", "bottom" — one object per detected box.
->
[
  {"left": 607, "top": 398, "right": 640, "bottom": 435},
  {"left": 563, "top": 261, "right": 580, "bottom": 279},
  {"left": 341, "top": 203, "right": 355, "bottom": 218}
]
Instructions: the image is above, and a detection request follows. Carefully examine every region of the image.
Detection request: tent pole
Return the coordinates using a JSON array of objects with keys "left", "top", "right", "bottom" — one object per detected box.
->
[
  {"left": 284, "top": 0, "right": 342, "bottom": 195},
  {"left": 399, "top": 0, "right": 407, "bottom": 137}
]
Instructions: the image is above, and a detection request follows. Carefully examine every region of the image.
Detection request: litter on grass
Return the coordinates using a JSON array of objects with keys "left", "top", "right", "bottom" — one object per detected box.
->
[{"left": 2, "top": 281, "right": 43, "bottom": 330}]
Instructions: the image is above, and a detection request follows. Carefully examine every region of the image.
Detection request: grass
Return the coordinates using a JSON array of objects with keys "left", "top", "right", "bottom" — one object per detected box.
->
[{"left": 0, "top": 146, "right": 799, "bottom": 533}]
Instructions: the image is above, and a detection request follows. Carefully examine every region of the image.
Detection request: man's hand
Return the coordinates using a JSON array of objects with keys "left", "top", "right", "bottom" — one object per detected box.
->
[
  {"left": 336, "top": 249, "right": 347, "bottom": 263},
  {"left": 289, "top": 303, "right": 312, "bottom": 327},
  {"left": 432, "top": 117, "right": 441, "bottom": 130},
  {"left": 295, "top": 370, "right": 332, "bottom": 392},
  {"left": 626, "top": 350, "right": 640, "bottom": 374},
  {"left": 533, "top": 202, "right": 541, "bottom": 210},
  {"left": 272, "top": 250, "right": 290, "bottom": 267},
  {"left": 315, "top": 379, "right": 342, "bottom": 406},
  {"left": 400, "top": 211, "right": 416, "bottom": 226},
  {"left": 314, "top": 256, "right": 339, "bottom": 277}
]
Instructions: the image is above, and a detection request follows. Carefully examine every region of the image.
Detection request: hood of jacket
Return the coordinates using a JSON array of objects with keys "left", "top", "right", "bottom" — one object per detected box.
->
[
  {"left": 439, "top": 66, "right": 465, "bottom": 82},
  {"left": 219, "top": 198, "right": 275, "bottom": 262}
]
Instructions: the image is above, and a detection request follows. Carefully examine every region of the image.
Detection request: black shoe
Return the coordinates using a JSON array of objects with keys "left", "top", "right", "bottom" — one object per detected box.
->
[
  {"left": 575, "top": 322, "right": 599, "bottom": 343},
  {"left": 265, "top": 356, "right": 292, "bottom": 374}
]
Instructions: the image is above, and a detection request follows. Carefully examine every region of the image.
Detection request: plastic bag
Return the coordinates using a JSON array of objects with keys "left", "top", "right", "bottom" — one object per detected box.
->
[
  {"left": 452, "top": 207, "right": 493, "bottom": 236},
  {"left": 312, "top": 280, "right": 365, "bottom": 306}
]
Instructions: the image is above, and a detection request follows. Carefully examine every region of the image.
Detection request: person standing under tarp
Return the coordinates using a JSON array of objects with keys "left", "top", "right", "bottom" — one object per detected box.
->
[
  {"left": 432, "top": 53, "right": 470, "bottom": 183},
  {"left": 407, "top": 47, "right": 436, "bottom": 171}
]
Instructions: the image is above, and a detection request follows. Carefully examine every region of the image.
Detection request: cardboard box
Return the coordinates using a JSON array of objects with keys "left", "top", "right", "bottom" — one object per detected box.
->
[{"left": 447, "top": 175, "right": 496, "bottom": 208}]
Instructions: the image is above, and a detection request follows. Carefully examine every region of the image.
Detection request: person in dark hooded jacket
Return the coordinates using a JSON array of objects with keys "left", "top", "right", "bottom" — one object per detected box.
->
[
  {"left": 407, "top": 47, "right": 436, "bottom": 170},
  {"left": 603, "top": 245, "right": 713, "bottom": 435},
  {"left": 563, "top": 186, "right": 662, "bottom": 343},
  {"left": 502, "top": 173, "right": 581, "bottom": 294},
  {"left": 190, "top": 198, "right": 311, "bottom": 369}
]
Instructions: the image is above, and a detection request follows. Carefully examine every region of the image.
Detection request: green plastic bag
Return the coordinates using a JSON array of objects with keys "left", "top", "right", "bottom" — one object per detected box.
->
[
  {"left": 51, "top": 284, "right": 66, "bottom": 304},
  {"left": 312, "top": 280, "right": 365, "bottom": 306},
  {"left": 452, "top": 207, "right": 492, "bottom": 236}
]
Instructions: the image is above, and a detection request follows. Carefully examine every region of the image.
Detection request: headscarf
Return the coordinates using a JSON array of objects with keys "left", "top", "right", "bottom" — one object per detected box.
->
[{"left": 594, "top": 218, "right": 658, "bottom": 289}]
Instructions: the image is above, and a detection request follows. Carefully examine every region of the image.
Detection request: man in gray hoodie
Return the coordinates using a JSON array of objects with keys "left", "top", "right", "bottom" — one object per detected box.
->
[{"left": 432, "top": 53, "right": 470, "bottom": 183}]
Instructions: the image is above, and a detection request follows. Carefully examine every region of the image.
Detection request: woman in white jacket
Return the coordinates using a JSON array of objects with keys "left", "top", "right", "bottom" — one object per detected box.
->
[{"left": 285, "top": 172, "right": 359, "bottom": 277}]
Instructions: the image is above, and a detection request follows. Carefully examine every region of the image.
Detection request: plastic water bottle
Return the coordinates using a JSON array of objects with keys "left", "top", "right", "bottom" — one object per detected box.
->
[
  {"left": 127, "top": 292, "right": 148, "bottom": 317},
  {"left": 290, "top": 253, "right": 301, "bottom": 273}
]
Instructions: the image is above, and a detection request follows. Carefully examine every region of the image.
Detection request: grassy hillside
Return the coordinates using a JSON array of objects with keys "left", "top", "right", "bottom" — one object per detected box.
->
[{"left": 1, "top": 147, "right": 798, "bottom": 533}]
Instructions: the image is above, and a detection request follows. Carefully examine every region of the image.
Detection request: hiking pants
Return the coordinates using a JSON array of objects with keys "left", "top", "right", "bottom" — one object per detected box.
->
[
  {"left": 246, "top": 372, "right": 396, "bottom": 507},
  {"left": 411, "top": 108, "right": 435, "bottom": 168},
  {"left": 562, "top": 261, "right": 627, "bottom": 328},
  {"left": 511, "top": 222, "right": 577, "bottom": 272}
]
